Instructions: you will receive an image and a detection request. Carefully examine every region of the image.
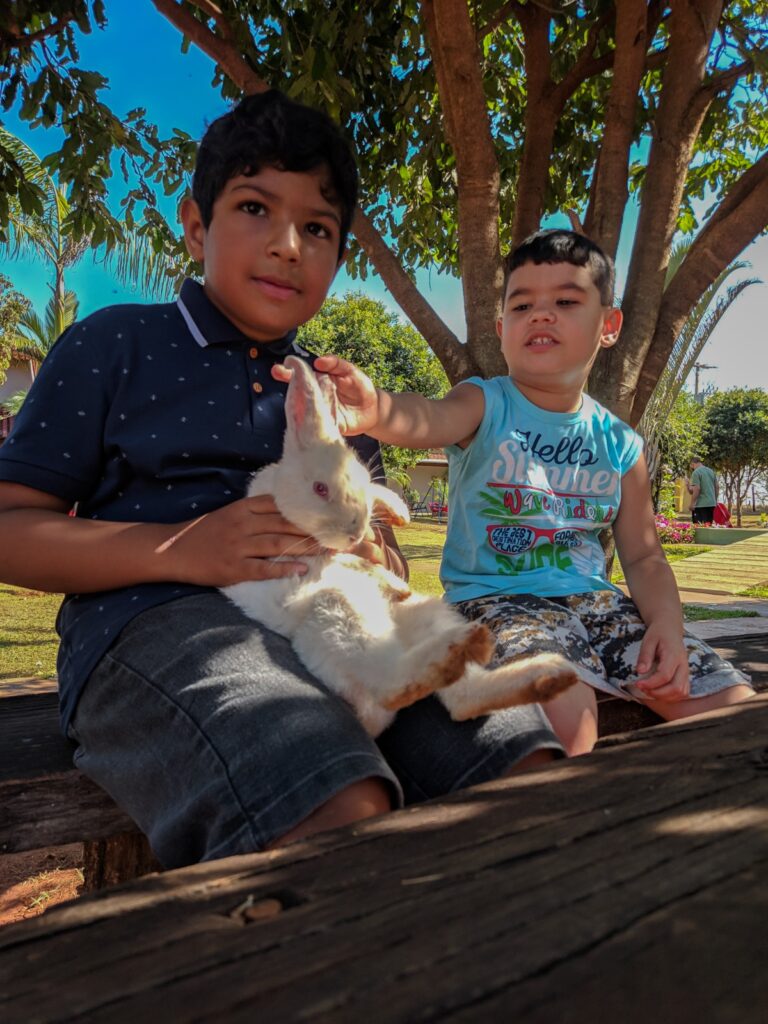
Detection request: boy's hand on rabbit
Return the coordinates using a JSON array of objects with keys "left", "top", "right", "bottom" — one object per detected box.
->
[
  {"left": 158, "top": 495, "right": 322, "bottom": 586},
  {"left": 346, "top": 526, "right": 390, "bottom": 568},
  {"left": 272, "top": 354, "right": 379, "bottom": 435}
]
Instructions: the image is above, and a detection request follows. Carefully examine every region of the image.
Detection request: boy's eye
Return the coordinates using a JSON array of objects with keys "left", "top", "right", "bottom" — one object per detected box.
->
[
  {"left": 511, "top": 303, "right": 530, "bottom": 312},
  {"left": 239, "top": 200, "right": 266, "bottom": 215},
  {"left": 306, "top": 222, "right": 331, "bottom": 239},
  {"left": 556, "top": 299, "right": 578, "bottom": 306}
]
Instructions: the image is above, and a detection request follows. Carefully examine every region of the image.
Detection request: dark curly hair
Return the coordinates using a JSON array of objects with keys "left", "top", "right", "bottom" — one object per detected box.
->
[
  {"left": 503, "top": 229, "right": 616, "bottom": 305},
  {"left": 192, "top": 90, "right": 358, "bottom": 258}
]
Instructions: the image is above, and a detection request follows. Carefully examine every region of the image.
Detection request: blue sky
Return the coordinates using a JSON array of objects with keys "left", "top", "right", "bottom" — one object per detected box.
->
[{"left": 3, "top": 3, "right": 766, "bottom": 395}]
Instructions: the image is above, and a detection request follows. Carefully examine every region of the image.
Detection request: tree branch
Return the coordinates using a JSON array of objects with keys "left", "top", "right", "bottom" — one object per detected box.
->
[
  {"left": 0, "top": 13, "right": 76, "bottom": 49},
  {"left": 150, "top": 0, "right": 267, "bottom": 94},
  {"left": 583, "top": 0, "right": 648, "bottom": 259},
  {"left": 553, "top": 10, "right": 612, "bottom": 105},
  {"left": 421, "top": 0, "right": 506, "bottom": 378},
  {"left": 632, "top": 150, "right": 768, "bottom": 423},
  {"left": 510, "top": 0, "right": 557, "bottom": 242},
  {"left": 186, "top": 0, "right": 234, "bottom": 42},
  {"left": 590, "top": 0, "right": 724, "bottom": 420},
  {"left": 476, "top": 0, "right": 522, "bottom": 41},
  {"left": 352, "top": 209, "right": 473, "bottom": 384}
]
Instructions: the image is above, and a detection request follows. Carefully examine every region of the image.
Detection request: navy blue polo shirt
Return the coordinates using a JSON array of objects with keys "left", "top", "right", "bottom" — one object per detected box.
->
[{"left": 0, "top": 278, "right": 383, "bottom": 732}]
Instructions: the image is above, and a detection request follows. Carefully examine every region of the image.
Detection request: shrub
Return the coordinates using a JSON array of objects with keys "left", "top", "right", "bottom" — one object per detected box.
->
[{"left": 655, "top": 514, "right": 696, "bottom": 544}]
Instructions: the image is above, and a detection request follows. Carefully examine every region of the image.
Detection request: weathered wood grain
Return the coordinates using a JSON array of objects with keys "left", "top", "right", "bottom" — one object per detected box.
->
[
  {"left": 1, "top": 696, "right": 766, "bottom": 1023},
  {"left": 0, "top": 692, "right": 72, "bottom": 777},
  {"left": 0, "top": 692, "right": 140, "bottom": 853},
  {"left": 0, "top": 772, "right": 139, "bottom": 852},
  {"left": 0, "top": 683, "right": 658, "bottom": 857}
]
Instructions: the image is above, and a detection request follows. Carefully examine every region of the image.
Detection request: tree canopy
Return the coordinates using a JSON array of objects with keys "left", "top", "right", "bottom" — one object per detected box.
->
[
  {"left": 0, "top": 274, "right": 30, "bottom": 387},
  {"left": 703, "top": 387, "right": 768, "bottom": 523},
  {"left": 1, "top": 1, "right": 766, "bottom": 423},
  {"left": 298, "top": 291, "right": 449, "bottom": 475}
]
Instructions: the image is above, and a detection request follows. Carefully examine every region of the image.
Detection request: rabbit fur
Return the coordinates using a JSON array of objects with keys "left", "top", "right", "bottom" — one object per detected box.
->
[{"left": 223, "top": 356, "right": 577, "bottom": 737}]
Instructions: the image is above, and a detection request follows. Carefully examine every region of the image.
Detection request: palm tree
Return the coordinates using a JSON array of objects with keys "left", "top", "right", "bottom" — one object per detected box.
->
[
  {"left": 0, "top": 288, "right": 80, "bottom": 413},
  {"left": 0, "top": 128, "right": 189, "bottom": 412},
  {"left": 637, "top": 239, "right": 760, "bottom": 481},
  {"left": 13, "top": 288, "right": 80, "bottom": 373},
  {"left": 0, "top": 127, "right": 188, "bottom": 317}
]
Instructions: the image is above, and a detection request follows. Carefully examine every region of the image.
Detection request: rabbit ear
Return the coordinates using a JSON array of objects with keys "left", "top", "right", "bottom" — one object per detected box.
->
[
  {"left": 284, "top": 355, "right": 339, "bottom": 450},
  {"left": 316, "top": 371, "right": 339, "bottom": 425},
  {"left": 370, "top": 482, "right": 410, "bottom": 526}
]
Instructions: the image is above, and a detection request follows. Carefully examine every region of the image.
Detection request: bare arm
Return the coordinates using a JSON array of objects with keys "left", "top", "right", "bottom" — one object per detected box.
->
[
  {"left": 274, "top": 355, "right": 486, "bottom": 449},
  {"left": 373, "top": 383, "right": 486, "bottom": 449},
  {"left": 0, "top": 482, "right": 321, "bottom": 593},
  {"left": 612, "top": 457, "right": 689, "bottom": 701}
]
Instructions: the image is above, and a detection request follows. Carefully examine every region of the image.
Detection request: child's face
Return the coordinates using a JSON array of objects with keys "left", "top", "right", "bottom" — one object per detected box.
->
[
  {"left": 182, "top": 165, "right": 343, "bottom": 341},
  {"left": 496, "top": 261, "right": 622, "bottom": 394}
]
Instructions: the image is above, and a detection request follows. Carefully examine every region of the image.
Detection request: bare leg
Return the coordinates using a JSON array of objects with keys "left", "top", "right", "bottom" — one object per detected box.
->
[
  {"left": 644, "top": 683, "right": 755, "bottom": 722},
  {"left": 502, "top": 748, "right": 559, "bottom": 775},
  {"left": 541, "top": 680, "right": 599, "bottom": 756},
  {"left": 268, "top": 777, "right": 392, "bottom": 848}
]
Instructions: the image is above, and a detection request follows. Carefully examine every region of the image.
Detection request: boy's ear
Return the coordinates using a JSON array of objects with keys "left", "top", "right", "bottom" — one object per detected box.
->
[
  {"left": 495, "top": 317, "right": 503, "bottom": 340},
  {"left": 599, "top": 307, "right": 623, "bottom": 349},
  {"left": 181, "top": 197, "right": 206, "bottom": 262}
]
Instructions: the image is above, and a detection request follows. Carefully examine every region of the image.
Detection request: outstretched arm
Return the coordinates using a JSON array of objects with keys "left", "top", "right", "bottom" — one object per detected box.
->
[
  {"left": 273, "top": 354, "right": 486, "bottom": 449},
  {"left": 612, "top": 456, "right": 689, "bottom": 702}
]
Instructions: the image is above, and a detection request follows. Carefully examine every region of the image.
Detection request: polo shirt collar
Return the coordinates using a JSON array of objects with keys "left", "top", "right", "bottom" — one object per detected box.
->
[{"left": 177, "top": 278, "right": 298, "bottom": 356}]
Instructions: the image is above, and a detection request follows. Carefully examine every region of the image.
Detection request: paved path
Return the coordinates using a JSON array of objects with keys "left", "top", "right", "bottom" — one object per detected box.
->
[{"left": 670, "top": 531, "right": 768, "bottom": 595}]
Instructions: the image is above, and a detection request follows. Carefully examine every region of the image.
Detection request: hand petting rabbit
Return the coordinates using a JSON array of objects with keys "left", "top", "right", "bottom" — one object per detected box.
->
[{"left": 224, "top": 356, "right": 576, "bottom": 737}]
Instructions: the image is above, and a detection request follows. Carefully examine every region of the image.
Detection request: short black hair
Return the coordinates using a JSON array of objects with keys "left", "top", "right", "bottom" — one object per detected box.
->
[
  {"left": 192, "top": 90, "right": 358, "bottom": 258},
  {"left": 503, "top": 229, "right": 615, "bottom": 305}
]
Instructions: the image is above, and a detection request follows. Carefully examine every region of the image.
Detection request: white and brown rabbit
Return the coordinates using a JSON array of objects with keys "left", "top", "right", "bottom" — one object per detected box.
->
[{"left": 224, "top": 356, "right": 577, "bottom": 736}]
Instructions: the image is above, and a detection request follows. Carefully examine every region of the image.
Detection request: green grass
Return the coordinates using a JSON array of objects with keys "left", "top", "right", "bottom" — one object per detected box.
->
[
  {"left": 610, "top": 544, "right": 711, "bottom": 584},
  {"left": 397, "top": 519, "right": 447, "bottom": 596},
  {"left": 682, "top": 605, "right": 760, "bottom": 622},
  {"left": 0, "top": 585, "right": 61, "bottom": 680},
  {"left": 0, "top": 524, "right": 760, "bottom": 679},
  {"left": 738, "top": 584, "right": 768, "bottom": 599}
]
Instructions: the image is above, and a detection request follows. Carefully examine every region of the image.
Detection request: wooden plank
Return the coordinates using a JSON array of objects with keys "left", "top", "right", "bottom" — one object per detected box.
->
[
  {"left": 0, "top": 692, "right": 141, "bottom": 853},
  {"left": 0, "top": 692, "right": 73, "bottom": 777},
  {"left": 0, "top": 773, "right": 139, "bottom": 853},
  {"left": 1, "top": 696, "right": 766, "bottom": 1023},
  {"left": 1, "top": 637, "right": 765, "bottom": 855}
]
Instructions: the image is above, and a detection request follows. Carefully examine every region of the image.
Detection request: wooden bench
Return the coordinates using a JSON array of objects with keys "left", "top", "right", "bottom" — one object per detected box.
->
[
  {"left": 0, "top": 690, "right": 160, "bottom": 889},
  {"left": 3, "top": 631, "right": 764, "bottom": 890},
  {"left": 1, "top": 694, "right": 767, "bottom": 1022}
]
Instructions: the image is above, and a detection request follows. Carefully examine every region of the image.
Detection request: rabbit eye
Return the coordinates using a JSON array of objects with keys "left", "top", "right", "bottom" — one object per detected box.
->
[{"left": 313, "top": 481, "right": 329, "bottom": 499}]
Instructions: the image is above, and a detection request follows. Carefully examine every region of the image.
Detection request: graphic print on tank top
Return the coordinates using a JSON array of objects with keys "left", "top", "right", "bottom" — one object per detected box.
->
[{"left": 479, "top": 425, "right": 618, "bottom": 580}]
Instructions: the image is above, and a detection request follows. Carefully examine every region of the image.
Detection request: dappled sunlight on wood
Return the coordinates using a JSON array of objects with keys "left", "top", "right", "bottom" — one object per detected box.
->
[{"left": 656, "top": 806, "right": 768, "bottom": 836}]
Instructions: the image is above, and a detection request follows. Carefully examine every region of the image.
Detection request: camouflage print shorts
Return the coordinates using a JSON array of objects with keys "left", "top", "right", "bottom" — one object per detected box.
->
[{"left": 456, "top": 590, "right": 752, "bottom": 702}]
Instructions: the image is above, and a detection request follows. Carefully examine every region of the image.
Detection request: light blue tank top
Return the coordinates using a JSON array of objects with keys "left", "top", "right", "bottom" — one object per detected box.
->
[{"left": 441, "top": 377, "right": 643, "bottom": 602}]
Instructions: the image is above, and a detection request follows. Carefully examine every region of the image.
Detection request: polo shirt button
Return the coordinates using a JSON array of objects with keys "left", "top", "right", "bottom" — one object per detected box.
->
[
  {"left": 252, "top": 382, "right": 263, "bottom": 394},
  {"left": 249, "top": 347, "right": 258, "bottom": 359}
]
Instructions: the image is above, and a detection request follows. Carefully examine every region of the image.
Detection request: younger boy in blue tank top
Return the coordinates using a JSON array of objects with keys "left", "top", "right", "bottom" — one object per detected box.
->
[{"left": 302, "top": 230, "right": 754, "bottom": 755}]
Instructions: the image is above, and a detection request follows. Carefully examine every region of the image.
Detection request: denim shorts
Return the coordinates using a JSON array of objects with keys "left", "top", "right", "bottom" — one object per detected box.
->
[
  {"left": 68, "top": 592, "right": 564, "bottom": 868},
  {"left": 457, "top": 590, "right": 753, "bottom": 701}
]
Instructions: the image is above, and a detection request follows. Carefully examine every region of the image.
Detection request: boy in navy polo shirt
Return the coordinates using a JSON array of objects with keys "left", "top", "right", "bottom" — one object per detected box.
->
[{"left": 0, "top": 91, "right": 563, "bottom": 868}]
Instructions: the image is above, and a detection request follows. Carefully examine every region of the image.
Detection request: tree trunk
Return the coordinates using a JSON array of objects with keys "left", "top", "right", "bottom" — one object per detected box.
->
[
  {"left": 81, "top": 833, "right": 162, "bottom": 892},
  {"left": 590, "top": 0, "right": 724, "bottom": 420},
  {"left": 511, "top": 4, "right": 557, "bottom": 245},
  {"left": 421, "top": 0, "right": 506, "bottom": 379},
  {"left": 632, "top": 152, "right": 768, "bottom": 423},
  {"left": 584, "top": 0, "right": 648, "bottom": 261}
]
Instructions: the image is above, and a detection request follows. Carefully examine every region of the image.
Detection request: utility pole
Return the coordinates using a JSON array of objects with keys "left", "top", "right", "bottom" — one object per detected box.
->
[{"left": 693, "top": 362, "right": 717, "bottom": 401}]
